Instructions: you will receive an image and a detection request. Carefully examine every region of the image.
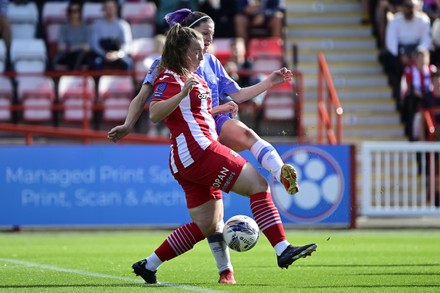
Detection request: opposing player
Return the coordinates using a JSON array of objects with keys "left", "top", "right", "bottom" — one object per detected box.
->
[{"left": 127, "top": 23, "right": 317, "bottom": 285}]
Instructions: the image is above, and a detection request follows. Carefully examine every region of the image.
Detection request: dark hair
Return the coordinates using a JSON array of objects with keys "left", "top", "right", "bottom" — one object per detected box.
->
[
  {"left": 67, "top": 2, "right": 82, "bottom": 16},
  {"left": 161, "top": 23, "right": 202, "bottom": 76},
  {"left": 164, "top": 8, "right": 213, "bottom": 29}
]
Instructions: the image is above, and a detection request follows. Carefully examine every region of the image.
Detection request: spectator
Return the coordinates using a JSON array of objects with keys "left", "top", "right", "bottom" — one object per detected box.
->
[
  {"left": 402, "top": 48, "right": 437, "bottom": 140},
  {"left": 421, "top": 0, "right": 439, "bottom": 22},
  {"left": 430, "top": 15, "right": 440, "bottom": 66},
  {"left": 234, "top": 0, "right": 285, "bottom": 45},
  {"left": 379, "top": 0, "right": 431, "bottom": 110},
  {"left": 155, "top": 0, "right": 198, "bottom": 34},
  {"left": 89, "top": 0, "right": 133, "bottom": 71},
  {"left": 200, "top": 0, "right": 237, "bottom": 38},
  {"left": 374, "top": 0, "right": 402, "bottom": 49},
  {"left": 0, "top": 0, "right": 10, "bottom": 68},
  {"left": 54, "top": 2, "right": 91, "bottom": 71}
]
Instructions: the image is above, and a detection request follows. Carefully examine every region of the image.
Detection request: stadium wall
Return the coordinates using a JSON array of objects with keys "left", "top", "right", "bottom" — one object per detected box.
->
[{"left": 0, "top": 144, "right": 355, "bottom": 229}]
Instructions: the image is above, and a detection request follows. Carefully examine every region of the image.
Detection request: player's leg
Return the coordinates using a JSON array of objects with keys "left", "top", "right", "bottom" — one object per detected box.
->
[
  {"left": 219, "top": 118, "right": 299, "bottom": 194},
  {"left": 133, "top": 176, "right": 222, "bottom": 284},
  {"left": 211, "top": 144, "right": 317, "bottom": 268},
  {"left": 204, "top": 200, "right": 235, "bottom": 284},
  {"left": 132, "top": 220, "right": 206, "bottom": 284}
]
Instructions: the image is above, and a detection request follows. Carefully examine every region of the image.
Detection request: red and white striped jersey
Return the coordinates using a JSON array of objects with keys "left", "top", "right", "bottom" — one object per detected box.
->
[{"left": 152, "top": 69, "right": 218, "bottom": 173}]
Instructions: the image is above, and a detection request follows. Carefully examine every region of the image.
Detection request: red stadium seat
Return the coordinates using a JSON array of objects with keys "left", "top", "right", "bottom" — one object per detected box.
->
[
  {"left": 0, "top": 77, "right": 13, "bottom": 121},
  {"left": 58, "top": 76, "right": 96, "bottom": 122},
  {"left": 262, "top": 81, "right": 295, "bottom": 121},
  {"left": 247, "top": 37, "right": 284, "bottom": 60},
  {"left": 129, "top": 37, "right": 156, "bottom": 62},
  {"left": 16, "top": 77, "right": 56, "bottom": 122},
  {"left": 98, "top": 75, "right": 134, "bottom": 122},
  {"left": 42, "top": 1, "right": 68, "bottom": 25},
  {"left": 212, "top": 38, "right": 233, "bottom": 65},
  {"left": 82, "top": 2, "right": 104, "bottom": 24},
  {"left": 121, "top": 2, "right": 156, "bottom": 38},
  {"left": 10, "top": 39, "right": 47, "bottom": 73},
  {"left": 7, "top": 1, "right": 39, "bottom": 39},
  {"left": 0, "top": 39, "right": 6, "bottom": 72}
]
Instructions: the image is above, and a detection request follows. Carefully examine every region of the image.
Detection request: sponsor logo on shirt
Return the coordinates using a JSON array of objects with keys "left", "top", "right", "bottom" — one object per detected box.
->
[
  {"left": 198, "top": 92, "right": 211, "bottom": 100},
  {"left": 212, "top": 166, "right": 235, "bottom": 191}
]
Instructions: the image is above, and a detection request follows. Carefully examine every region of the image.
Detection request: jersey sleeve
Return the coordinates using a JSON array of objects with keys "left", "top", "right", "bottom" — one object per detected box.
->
[
  {"left": 151, "top": 73, "right": 180, "bottom": 102},
  {"left": 143, "top": 57, "right": 162, "bottom": 85},
  {"left": 209, "top": 55, "right": 241, "bottom": 102}
]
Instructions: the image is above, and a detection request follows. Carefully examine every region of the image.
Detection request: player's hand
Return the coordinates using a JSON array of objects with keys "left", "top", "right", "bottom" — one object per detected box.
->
[
  {"left": 182, "top": 77, "right": 199, "bottom": 96},
  {"left": 269, "top": 67, "right": 293, "bottom": 86},
  {"left": 107, "top": 124, "right": 130, "bottom": 143},
  {"left": 214, "top": 101, "right": 238, "bottom": 115}
]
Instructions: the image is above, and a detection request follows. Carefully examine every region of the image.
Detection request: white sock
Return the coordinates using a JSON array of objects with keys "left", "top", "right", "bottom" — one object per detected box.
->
[
  {"left": 145, "top": 253, "right": 162, "bottom": 271},
  {"left": 274, "top": 240, "right": 290, "bottom": 256},
  {"left": 207, "top": 233, "right": 233, "bottom": 274},
  {"left": 250, "top": 139, "right": 284, "bottom": 182}
]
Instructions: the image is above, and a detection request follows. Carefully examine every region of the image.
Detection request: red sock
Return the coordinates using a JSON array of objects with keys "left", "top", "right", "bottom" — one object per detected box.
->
[
  {"left": 154, "top": 222, "right": 205, "bottom": 262},
  {"left": 250, "top": 191, "right": 286, "bottom": 247}
]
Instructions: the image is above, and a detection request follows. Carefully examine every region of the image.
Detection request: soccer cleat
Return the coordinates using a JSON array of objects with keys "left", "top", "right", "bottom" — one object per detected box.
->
[
  {"left": 280, "top": 164, "right": 299, "bottom": 195},
  {"left": 218, "top": 269, "right": 236, "bottom": 284},
  {"left": 132, "top": 259, "right": 157, "bottom": 284},
  {"left": 277, "top": 243, "right": 317, "bottom": 269}
]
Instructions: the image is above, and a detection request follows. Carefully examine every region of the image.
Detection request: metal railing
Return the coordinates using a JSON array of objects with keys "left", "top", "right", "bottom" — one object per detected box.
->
[{"left": 317, "top": 53, "right": 343, "bottom": 144}]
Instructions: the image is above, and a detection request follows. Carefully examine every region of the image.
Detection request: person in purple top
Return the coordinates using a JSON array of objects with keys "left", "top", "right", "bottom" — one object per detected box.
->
[{"left": 108, "top": 9, "right": 302, "bottom": 284}]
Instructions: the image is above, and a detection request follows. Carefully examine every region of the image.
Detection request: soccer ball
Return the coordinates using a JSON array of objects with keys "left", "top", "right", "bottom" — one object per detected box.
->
[{"left": 223, "top": 215, "right": 260, "bottom": 252}]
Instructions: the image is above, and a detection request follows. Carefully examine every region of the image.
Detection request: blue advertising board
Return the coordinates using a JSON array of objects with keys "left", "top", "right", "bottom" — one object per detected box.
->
[{"left": 0, "top": 144, "right": 354, "bottom": 227}]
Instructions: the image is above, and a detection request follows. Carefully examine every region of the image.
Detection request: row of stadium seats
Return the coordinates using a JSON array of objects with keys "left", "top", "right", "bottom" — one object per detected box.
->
[
  {"left": 0, "top": 74, "right": 296, "bottom": 126},
  {"left": 7, "top": 1, "right": 156, "bottom": 40},
  {"left": 0, "top": 75, "right": 135, "bottom": 124}
]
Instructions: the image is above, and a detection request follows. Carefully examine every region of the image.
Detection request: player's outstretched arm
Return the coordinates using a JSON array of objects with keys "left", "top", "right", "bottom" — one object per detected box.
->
[
  {"left": 107, "top": 83, "right": 153, "bottom": 143},
  {"left": 230, "top": 67, "right": 293, "bottom": 103}
]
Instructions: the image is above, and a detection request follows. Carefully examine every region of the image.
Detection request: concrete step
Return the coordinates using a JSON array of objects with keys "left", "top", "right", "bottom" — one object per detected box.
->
[
  {"left": 304, "top": 111, "right": 401, "bottom": 125},
  {"left": 293, "top": 52, "right": 378, "bottom": 63},
  {"left": 287, "top": 12, "right": 363, "bottom": 25},
  {"left": 305, "top": 124, "right": 405, "bottom": 138},
  {"left": 287, "top": 25, "right": 371, "bottom": 38},
  {"left": 285, "top": 2, "right": 361, "bottom": 13},
  {"left": 285, "top": 36, "right": 376, "bottom": 50},
  {"left": 299, "top": 61, "right": 383, "bottom": 75},
  {"left": 302, "top": 73, "right": 388, "bottom": 87},
  {"left": 303, "top": 100, "right": 396, "bottom": 112},
  {"left": 303, "top": 90, "right": 391, "bottom": 101}
]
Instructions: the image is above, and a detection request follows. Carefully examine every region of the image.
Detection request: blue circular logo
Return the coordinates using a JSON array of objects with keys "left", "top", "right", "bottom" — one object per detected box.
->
[{"left": 271, "top": 147, "right": 344, "bottom": 223}]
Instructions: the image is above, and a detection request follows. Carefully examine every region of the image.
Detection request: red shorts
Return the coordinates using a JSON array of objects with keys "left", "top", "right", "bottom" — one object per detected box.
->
[{"left": 172, "top": 141, "right": 246, "bottom": 208}]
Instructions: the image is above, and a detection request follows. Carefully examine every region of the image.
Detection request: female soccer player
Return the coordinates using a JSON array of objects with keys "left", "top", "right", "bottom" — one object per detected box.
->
[
  {"left": 108, "top": 9, "right": 303, "bottom": 284},
  {"left": 125, "top": 24, "right": 317, "bottom": 285}
]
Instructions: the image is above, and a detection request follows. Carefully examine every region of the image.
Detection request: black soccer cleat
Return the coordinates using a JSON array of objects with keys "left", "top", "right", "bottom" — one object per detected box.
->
[
  {"left": 132, "top": 259, "right": 157, "bottom": 284},
  {"left": 277, "top": 243, "right": 317, "bottom": 269}
]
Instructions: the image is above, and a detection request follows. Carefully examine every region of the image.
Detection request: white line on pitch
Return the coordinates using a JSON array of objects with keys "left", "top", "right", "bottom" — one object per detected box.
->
[{"left": 0, "top": 258, "right": 224, "bottom": 293}]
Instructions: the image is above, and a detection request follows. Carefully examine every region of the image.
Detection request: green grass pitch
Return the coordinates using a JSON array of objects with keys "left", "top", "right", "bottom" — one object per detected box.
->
[{"left": 1, "top": 229, "right": 440, "bottom": 292}]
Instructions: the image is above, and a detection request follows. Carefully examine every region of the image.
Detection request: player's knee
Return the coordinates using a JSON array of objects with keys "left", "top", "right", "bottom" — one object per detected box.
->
[{"left": 249, "top": 173, "right": 269, "bottom": 194}]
